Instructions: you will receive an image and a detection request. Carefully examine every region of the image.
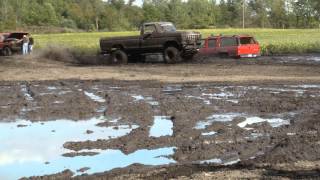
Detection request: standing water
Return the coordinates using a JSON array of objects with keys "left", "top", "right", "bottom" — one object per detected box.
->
[{"left": 0, "top": 117, "right": 175, "bottom": 179}]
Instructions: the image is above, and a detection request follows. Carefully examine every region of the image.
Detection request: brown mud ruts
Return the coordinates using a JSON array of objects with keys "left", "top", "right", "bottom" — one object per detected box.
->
[{"left": 1, "top": 79, "right": 320, "bottom": 179}]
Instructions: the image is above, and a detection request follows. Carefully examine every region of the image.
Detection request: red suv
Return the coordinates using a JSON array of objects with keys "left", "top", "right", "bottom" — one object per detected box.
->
[{"left": 199, "top": 35, "right": 260, "bottom": 58}]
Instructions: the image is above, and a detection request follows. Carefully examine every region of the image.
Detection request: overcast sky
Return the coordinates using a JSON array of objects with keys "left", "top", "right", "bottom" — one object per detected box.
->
[
  {"left": 130, "top": 0, "right": 143, "bottom": 6},
  {"left": 117, "top": 0, "right": 221, "bottom": 7}
]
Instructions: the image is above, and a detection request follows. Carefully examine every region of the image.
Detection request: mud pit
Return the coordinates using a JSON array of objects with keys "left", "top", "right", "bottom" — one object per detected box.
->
[{"left": 1, "top": 80, "right": 320, "bottom": 179}]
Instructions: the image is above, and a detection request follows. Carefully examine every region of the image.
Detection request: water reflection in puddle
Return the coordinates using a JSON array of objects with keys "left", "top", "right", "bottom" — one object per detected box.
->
[
  {"left": 132, "top": 95, "right": 159, "bottom": 106},
  {"left": 195, "top": 113, "right": 243, "bottom": 130},
  {"left": 200, "top": 158, "right": 222, "bottom": 164},
  {"left": 238, "top": 117, "right": 290, "bottom": 128},
  {"left": 84, "top": 91, "right": 106, "bottom": 103},
  {"left": 47, "top": 86, "right": 58, "bottom": 90},
  {"left": 0, "top": 117, "right": 160, "bottom": 179},
  {"left": 199, "top": 158, "right": 240, "bottom": 166},
  {"left": 201, "top": 131, "right": 217, "bottom": 136},
  {"left": 187, "top": 91, "right": 239, "bottom": 105},
  {"left": 195, "top": 113, "right": 291, "bottom": 130},
  {"left": 21, "top": 85, "right": 33, "bottom": 101},
  {"left": 149, "top": 116, "right": 173, "bottom": 137},
  {"left": 0, "top": 146, "right": 175, "bottom": 179},
  {"left": 162, "top": 86, "right": 183, "bottom": 94}
]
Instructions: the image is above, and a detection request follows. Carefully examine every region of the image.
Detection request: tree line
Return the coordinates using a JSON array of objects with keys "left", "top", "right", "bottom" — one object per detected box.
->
[{"left": 1, "top": 0, "right": 320, "bottom": 32}]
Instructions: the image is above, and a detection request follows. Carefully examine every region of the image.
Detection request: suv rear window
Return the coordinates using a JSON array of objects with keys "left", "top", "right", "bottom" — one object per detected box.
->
[
  {"left": 240, "top": 37, "right": 256, "bottom": 44},
  {"left": 221, "top": 37, "right": 238, "bottom": 47}
]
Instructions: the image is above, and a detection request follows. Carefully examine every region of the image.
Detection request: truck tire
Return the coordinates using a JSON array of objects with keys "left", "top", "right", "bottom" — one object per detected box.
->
[
  {"left": 164, "top": 47, "right": 181, "bottom": 64},
  {"left": 3, "top": 47, "right": 12, "bottom": 56},
  {"left": 110, "top": 50, "right": 128, "bottom": 64}
]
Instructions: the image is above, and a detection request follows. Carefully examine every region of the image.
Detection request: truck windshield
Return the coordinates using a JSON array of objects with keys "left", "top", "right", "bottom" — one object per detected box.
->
[{"left": 160, "top": 23, "right": 176, "bottom": 32}]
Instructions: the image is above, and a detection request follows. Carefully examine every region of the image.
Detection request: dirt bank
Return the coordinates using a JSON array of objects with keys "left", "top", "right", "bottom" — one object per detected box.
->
[{"left": 0, "top": 54, "right": 320, "bottom": 83}]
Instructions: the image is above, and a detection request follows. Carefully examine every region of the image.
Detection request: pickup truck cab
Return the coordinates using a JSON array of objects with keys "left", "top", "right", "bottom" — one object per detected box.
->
[
  {"left": 0, "top": 32, "right": 29, "bottom": 56},
  {"left": 100, "top": 22, "right": 201, "bottom": 64},
  {"left": 199, "top": 35, "right": 260, "bottom": 58}
]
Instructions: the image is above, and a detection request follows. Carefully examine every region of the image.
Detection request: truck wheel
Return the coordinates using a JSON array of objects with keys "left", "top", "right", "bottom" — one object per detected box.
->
[
  {"left": 164, "top": 47, "right": 181, "bottom": 64},
  {"left": 110, "top": 50, "right": 128, "bottom": 64},
  {"left": 3, "top": 47, "right": 12, "bottom": 56}
]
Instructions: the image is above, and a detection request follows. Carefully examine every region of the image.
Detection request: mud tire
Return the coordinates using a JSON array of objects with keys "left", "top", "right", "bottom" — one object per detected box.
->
[
  {"left": 2, "top": 47, "right": 12, "bottom": 56},
  {"left": 164, "top": 47, "right": 181, "bottom": 64},
  {"left": 110, "top": 50, "right": 128, "bottom": 64}
]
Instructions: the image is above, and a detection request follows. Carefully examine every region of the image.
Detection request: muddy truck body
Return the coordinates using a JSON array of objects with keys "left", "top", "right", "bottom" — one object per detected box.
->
[{"left": 100, "top": 22, "right": 201, "bottom": 63}]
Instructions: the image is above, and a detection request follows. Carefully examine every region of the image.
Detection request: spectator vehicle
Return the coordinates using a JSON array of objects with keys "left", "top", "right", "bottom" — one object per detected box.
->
[
  {"left": 199, "top": 35, "right": 260, "bottom": 58},
  {"left": 100, "top": 22, "right": 201, "bottom": 64},
  {"left": 0, "top": 32, "right": 28, "bottom": 56},
  {"left": 0, "top": 33, "right": 9, "bottom": 50}
]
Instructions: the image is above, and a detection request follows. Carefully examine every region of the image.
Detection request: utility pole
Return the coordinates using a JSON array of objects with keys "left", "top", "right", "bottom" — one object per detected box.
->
[{"left": 242, "top": 0, "right": 245, "bottom": 29}]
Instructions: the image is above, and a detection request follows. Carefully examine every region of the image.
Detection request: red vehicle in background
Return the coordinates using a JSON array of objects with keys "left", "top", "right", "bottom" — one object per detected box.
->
[
  {"left": 199, "top": 35, "right": 260, "bottom": 58},
  {"left": 0, "top": 33, "right": 9, "bottom": 49},
  {"left": 0, "top": 32, "right": 28, "bottom": 56}
]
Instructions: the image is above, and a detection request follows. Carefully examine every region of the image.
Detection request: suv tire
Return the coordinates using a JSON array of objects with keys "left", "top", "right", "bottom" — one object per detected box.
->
[
  {"left": 110, "top": 50, "right": 128, "bottom": 64},
  {"left": 164, "top": 47, "right": 181, "bottom": 64},
  {"left": 3, "top": 47, "right": 12, "bottom": 56}
]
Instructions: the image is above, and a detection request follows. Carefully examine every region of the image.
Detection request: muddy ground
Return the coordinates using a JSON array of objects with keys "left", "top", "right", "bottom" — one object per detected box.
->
[{"left": 0, "top": 54, "right": 320, "bottom": 179}]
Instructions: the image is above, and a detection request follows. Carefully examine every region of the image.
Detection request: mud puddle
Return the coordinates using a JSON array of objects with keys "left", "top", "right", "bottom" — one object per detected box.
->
[
  {"left": 149, "top": 116, "right": 173, "bottom": 137},
  {"left": 256, "top": 54, "right": 320, "bottom": 65},
  {"left": 0, "top": 116, "right": 175, "bottom": 179},
  {"left": 278, "top": 55, "right": 320, "bottom": 63},
  {"left": 1, "top": 81, "right": 320, "bottom": 178}
]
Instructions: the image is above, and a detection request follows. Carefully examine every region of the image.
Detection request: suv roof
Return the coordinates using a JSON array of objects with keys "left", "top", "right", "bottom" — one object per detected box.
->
[{"left": 208, "top": 34, "right": 253, "bottom": 38}]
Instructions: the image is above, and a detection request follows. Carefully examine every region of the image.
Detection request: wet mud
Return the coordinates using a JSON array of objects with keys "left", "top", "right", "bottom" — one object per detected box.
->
[
  {"left": 0, "top": 80, "right": 320, "bottom": 179},
  {"left": 195, "top": 54, "right": 320, "bottom": 66}
]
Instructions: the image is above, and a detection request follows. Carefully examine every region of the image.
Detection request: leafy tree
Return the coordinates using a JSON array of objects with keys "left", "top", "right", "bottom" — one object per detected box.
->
[
  {"left": 248, "top": 0, "right": 270, "bottom": 28},
  {"left": 0, "top": 0, "right": 319, "bottom": 31}
]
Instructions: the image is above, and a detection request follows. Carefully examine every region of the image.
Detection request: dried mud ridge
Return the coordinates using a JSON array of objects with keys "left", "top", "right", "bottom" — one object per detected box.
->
[{"left": 1, "top": 80, "right": 320, "bottom": 179}]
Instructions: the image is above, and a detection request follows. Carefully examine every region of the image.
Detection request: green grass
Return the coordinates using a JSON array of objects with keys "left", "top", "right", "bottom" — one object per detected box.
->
[{"left": 34, "top": 29, "right": 320, "bottom": 55}]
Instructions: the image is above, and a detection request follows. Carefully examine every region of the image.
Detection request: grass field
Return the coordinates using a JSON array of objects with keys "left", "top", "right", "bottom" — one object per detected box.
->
[{"left": 34, "top": 29, "right": 320, "bottom": 55}]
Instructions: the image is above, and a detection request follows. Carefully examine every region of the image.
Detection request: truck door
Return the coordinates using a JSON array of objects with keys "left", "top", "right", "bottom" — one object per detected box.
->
[
  {"left": 204, "top": 38, "right": 218, "bottom": 55},
  {"left": 140, "top": 24, "right": 158, "bottom": 52},
  {"left": 218, "top": 37, "right": 238, "bottom": 56}
]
